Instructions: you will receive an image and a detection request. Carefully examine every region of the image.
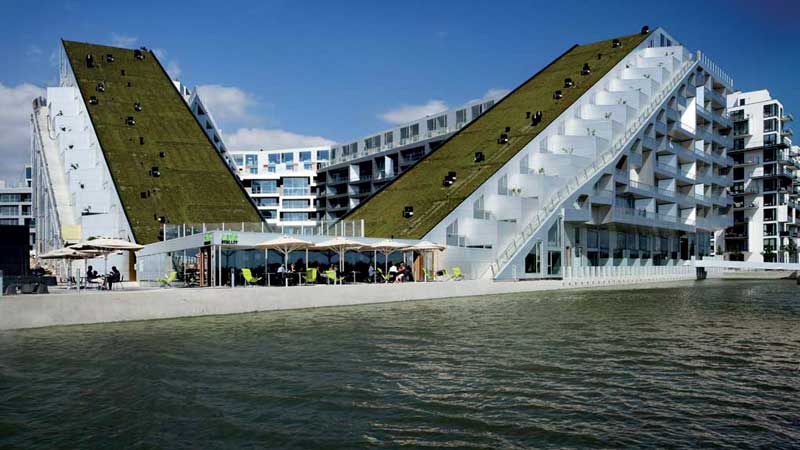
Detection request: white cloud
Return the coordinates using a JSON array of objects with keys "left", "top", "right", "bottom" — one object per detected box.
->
[
  {"left": 379, "top": 99, "right": 448, "bottom": 125},
  {"left": 225, "top": 128, "right": 335, "bottom": 151},
  {"left": 0, "top": 83, "right": 44, "bottom": 182},
  {"left": 26, "top": 45, "right": 43, "bottom": 58},
  {"left": 196, "top": 84, "right": 258, "bottom": 122},
  {"left": 110, "top": 33, "right": 138, "bottom": 48},
  {"left": 165, "top": 61, "right": 182, "bottom": 79},
  {"left": 483, "top": 87, "right": 510, "bottom": 100}
]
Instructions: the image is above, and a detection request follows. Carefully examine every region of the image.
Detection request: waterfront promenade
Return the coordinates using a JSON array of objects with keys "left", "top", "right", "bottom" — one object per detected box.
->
[{"left": 0, "top": 271, "right": 700, "bottom": 330}]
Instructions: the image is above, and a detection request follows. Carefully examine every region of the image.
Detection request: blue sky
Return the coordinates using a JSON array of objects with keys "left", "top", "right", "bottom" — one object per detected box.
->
[{"left": 1, "top": 0, "right": 798, "bottom": 182}]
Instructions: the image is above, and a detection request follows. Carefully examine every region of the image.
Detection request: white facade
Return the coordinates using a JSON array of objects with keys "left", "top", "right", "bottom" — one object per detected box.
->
[
  {"left": 30, "top": 52, "right": 134, "bottom": 275},
  {"left": 229, "top": 147, "right": 331, "bottom": 228},
  {"left": 410, "top": 28, "right": 735, "bottom": 280},
  {"left": 721, "top": 90, "right": 798, "bottom": 263},
  {"left": 317, "top": 94, "right": 506, "bottom": 220},
  {"left": 0, "top": 166, "right": 35, "bottom": 249}
]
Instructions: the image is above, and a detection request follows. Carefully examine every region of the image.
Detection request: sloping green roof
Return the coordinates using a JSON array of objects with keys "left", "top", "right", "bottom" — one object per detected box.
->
[
  {"left": 62, "top": 40, "right": 261, "bottom": 244},
  {"left": 345, "top": 32, "right": 650, "bottom": 239}
]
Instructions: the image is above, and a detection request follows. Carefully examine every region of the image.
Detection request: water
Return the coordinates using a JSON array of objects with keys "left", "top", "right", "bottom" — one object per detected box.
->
[{"left": 1, "top": 280, "right": 799, "bottom": 449}]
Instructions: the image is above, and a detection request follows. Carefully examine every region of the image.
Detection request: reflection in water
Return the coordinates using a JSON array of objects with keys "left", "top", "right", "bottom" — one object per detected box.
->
[{"left": 1, "top": 279, "right": 799, "bottom": 449}]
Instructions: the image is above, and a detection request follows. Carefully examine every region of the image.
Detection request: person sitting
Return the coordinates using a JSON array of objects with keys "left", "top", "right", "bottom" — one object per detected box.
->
[
  {"left": 368, "top": 265, "right": 375, "bottom": 282},
  {"left": 288, "top": 263, "right": 297, "bottom": 285},
  {"left": 86, "top": 265, "right": 102, "bottom": 289},
  {"left": 105, "top": 266, "right": 121, "bottom": 290},
  {"left": 388, "top": 263, "right": 398, "bottom": 282},
  {"left": 277, "top": 264, "right": 286, "bottom": 286}
]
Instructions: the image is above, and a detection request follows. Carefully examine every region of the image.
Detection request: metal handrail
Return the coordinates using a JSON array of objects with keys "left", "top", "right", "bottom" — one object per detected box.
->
[{"left": 490, "top": 57, "right": 697, "bottom": 277}]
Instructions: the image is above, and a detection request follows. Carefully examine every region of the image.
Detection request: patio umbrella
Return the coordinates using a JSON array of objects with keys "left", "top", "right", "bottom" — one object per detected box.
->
[
  {"left": 366, "top": 239, "right": 408, "bottom": 282},
  {"left": 71, "top": 238, "right": 144, "bottom": 276},
  {"left": 40, "top": 247, "right": 95, "bottom": 288},
  {"left": 403, "top": 241, "right": 446, "bottom": 281},
  {"left": 255, "top": 236, "right": 313, "bottom": 286},
  {"left": 312, "top": 237, "right": 364, "bottom": 281}
]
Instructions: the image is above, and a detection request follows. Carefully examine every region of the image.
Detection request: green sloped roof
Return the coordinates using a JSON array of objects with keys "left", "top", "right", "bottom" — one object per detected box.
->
[
  {"left": 62, "top": 40, "right": 261, "bottom": 244},
  {"left": 345, "top": 32, "right": 650, "bottom": 239}
]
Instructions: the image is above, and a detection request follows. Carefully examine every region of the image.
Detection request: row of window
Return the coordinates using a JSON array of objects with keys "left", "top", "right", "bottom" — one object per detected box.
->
[
  {"left": 259, "top": 210, "right": 312, "bottom": 222},
  {"left": 0, "top": 205, "right": 31, "bottom": 216},
  {"left": 0, "top": 194, "right": 31, "bottom": 203}
]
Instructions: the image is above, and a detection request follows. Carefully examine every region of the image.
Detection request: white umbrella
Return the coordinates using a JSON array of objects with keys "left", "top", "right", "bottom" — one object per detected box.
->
[
  {"left": 255, "top": 236, "right": 313, "bottom": 286},
  {"left": 366, "top": 239, "right": 407, "bottom": 282},
  {"left": 71, "top": 238, "right": 143, "bottom": 278},
  {"left": 313, "top": 237, "right": 364, "bottom": 282},
  {"left": 40, "top": 247, "right": 95, "bottom": 288},
  {"left": 403, "top": 241, "right": 446, "bottom": 281}
]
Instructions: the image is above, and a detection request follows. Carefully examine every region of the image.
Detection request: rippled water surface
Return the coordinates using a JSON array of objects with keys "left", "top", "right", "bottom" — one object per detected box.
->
[{"left": 1, "top": 279, "right": 799, "bottom": 449}]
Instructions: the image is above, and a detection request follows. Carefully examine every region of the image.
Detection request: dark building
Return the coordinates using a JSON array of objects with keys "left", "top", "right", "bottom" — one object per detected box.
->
[{"left": 0, "top": 225, "right": 30, "bottom": 276}]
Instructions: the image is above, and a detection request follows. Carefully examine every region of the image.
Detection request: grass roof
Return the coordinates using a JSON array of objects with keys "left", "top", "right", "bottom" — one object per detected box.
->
[
  {"left": 62, "top": 40, "right": 262, "bottom": 244},
  {"left": 344, "top": 32, "right": 650, "bottom": 239}
]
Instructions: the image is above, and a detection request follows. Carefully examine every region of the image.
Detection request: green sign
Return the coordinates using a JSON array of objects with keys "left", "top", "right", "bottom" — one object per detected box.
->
[
  {"left": 203, "top": 232, "right": 213, "bottom": 245},
  {"left": 221, "top": 232, "right": 239, "bottom": 245}
]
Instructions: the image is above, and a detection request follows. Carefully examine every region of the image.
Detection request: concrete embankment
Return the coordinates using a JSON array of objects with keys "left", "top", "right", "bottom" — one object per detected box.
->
[{"left": 0, "top": 275, "right": 699, "bottom": 331}]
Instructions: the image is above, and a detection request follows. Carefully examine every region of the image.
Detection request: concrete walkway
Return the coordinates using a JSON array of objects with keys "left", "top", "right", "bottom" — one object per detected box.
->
[{"left": 0, "top": 276, "right": 698, "bottom": 331}]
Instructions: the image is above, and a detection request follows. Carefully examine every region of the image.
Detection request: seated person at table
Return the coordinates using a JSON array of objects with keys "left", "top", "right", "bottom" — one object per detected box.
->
[
  {"left": 368, "top": 265, "right": 375, "bottom": 282},
  {"left": 288, "top": 263, "right": 297, "bottom": 285},
  {"left": 388, "top": 263, "right": 398, "bottom": 282},
  {"left": 104, "top": 266, "right": 121, "bottom": 290}
]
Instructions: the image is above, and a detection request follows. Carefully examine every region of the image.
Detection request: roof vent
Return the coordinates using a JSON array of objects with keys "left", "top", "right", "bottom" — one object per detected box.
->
[
  {"left": 139, "top": 136, "right": 145, "bottom": 145},
  {"left": 581, "top": 63, "right": 591, "bottom": 76},
  {"left": 597, "top": 52, "right": 603, "bottom": 60},
  {"left": 505, "top": 126, "right": 511, "bottom": 132},
  {"left": 96, "top": 82, "right": 105, "bottom": 92},
  {"left": 134, "top": 102, "right": 142, "bottom": 112},
  {"left": 150, "top": 166, "right": 160, "bottom": 177},
  {"left": 121, "top": 69, "right": 126, "bottom": 76},
  {"left": 442, "top": 176, "right": 454, "bottom": 187},
  {"left": 85, "top": 54, "right": 94, "bottom": 68},
  {"left": 641, "top": 25, "right": 650, "bottom": 35},
  {"left": 106, "top": 54, "right": 114, "bottom": 63},
  {"left": 448, "top": 171, "right": 457, "bottom": 181},
  {"left": 553, "top": 90, "right": 563, "bottom": 100},
  {"left": 134, "top": 49, "right": 144, "bottom": 60},
  {"left": 612, "top": 39, "right": 622, "bottom": 48},
  {"left": 159, "top": 151, "right": 166, "bottom": 158},
  {"left": 564, "top": 77, "right": 574, "bottom": 88},
  {"left": 526, "top": 111, "right": 531, "bottom": 119},
  {"left": 140, "top": 190, "right": 151, "bottom": 199},
  {"left": 474, "top": 151, "right": 485, "bottom": 163},
  {"left": 498, "top": 133, "right": 509, "bottom": 145},
  {"left": 89, "top": 96, "right": 98, "bottom": 105},
  {"left": 126, "top": 116, "right": 135, "bottom": 126},
  {"left": 402, "top": 206, "right": 414, "bottom": 218},
  {"left": 532, "top": 111, "right": 543, "bottom": 126},
  {"left": 127, "top": 81, "right": 132, "bottom": 87}
]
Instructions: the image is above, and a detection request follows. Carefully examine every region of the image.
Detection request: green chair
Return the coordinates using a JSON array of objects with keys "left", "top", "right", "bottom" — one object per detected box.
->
[
  {"left": 158, "top": 271, "right": 177, "bottom": 288},
  {"left": 242, "top": 268, "right": 262, "bottom": 287},
  {"left": 304, "top": 268, "right": 318, "bottom": 284},
  {"left": 324, "top": 269, "right": 346, "bottom": 284},
  {"left": 450, "top": 267, "right": 464, "bottom": 280},
  {"left": 423, "top": 268, "right": 436, "bottom": 282}
]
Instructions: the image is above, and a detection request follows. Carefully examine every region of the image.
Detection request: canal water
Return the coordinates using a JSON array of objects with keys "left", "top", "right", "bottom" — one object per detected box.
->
[{"left": 1, "top": 279, "right": 798, "bottom": 449}]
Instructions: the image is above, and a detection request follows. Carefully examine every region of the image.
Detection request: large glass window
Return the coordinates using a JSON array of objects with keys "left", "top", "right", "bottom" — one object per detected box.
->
[
  {"left": 384, "top": 132, "right": 393, "bottom": 146},
  {"left": 317, "top": 150, "right": 329, "bottom": 161},
  {"left": 764, "top": 118, "right": 779, "bottom": 133},
  {"left": 245, "top": 154, "right": 258, "bottom": 174},
  {"left": 256, "top": 197, "right": 279, "bottom": 206},
  {"left": 268, "top": 153, "right": 281, "bottom": 164},
  {"left": 764, "top": 103, "right": 778, "bottom": 118},
  {"left": 733, "top": 138, "right": 745, "bottom": 150},
  {"left": 0, "top": 194, "right": 21, "bottom": 203},
  {"left": 233, "top": 154, "right": 244, "bottom": 167},
  {"left": 764, "top": 133, "right": 777, "bottom": 145},
  {"left": 0, "top": 219, "right": 17, "bottom": 225},
  {"left": 281, "top": 212, "right": 310, "bottom": 222},
  {"left": 283, "top": 199, "right": 310, "bottom": 209},
  {"left": 281, "top": 153, "right": 294, "bottom": 163},
  {"left": 0, "top": 206, "right": 19, "bottom": 216},
  {"left": 456, "top": 108, "right": 467, "bottom": 125},
  {"left": 283, "top": 177, "right": 310, "bottom": 195},
  {"left": 299, "top": 151, "right": 311, "bottom": 162},
  {"left": 252, "top": 180, "right": 277, "bottom": 194}
]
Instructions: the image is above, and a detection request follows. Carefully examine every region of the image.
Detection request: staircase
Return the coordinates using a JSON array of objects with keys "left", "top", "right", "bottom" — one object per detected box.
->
[{"left": 488, "top": 50, "right": 699, "bottom": 279}]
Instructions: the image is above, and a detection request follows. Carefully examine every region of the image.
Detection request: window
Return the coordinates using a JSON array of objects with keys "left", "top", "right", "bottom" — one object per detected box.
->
[
  {"left": 764, "top": 119, "right": 778, "bottom": 133},
  {"left": 260, "top": 210, "right": 277, "bottom": 220},
  {"left": 410, "top": 124, "right": 419, "bottom": 137},
  {"left": 384, "top": 132, "right": 393, "bottom": 146},
  {"left": 764, "top": 103, "right": 778, "bottom": 118},
  {"left": 473, "top": 195, "right": 487, "bottom": 219},
  {"left": 317, "top": 149, "right": 329, "bottom": 160},
  {"left": 0, "top": 219, "right": 17, "bottom": 225},
  {"left": 245, "top": 154, "right": 258, "bottom": 174},
  {"left": 456, "top": 108, "right": 467, "bottom": 125},
  {"left": 233, "top": 154, "right": 244, "bottom": 167},
  {"left": 733, "top": 167, "right": 745, "bottom": 180},
  {"left": 268, "top": 153, "right": 281, "bottom": 164},
  {"left": 764, "top": 134, "right": 777, "bottom": 146},
  {"left": 0, "top": 206, "right": 18, "bottom": 216},
  {"left": 281, "top": 212, "right": 310, "bottom": 222},
  {"left": 299, "top": 151, "right": 312, "bottom": 162},
  {"left": 763, "top": 208, "right": 776, "bottom": 221},
  {"left": 283, "top": 199, "right": 310, "bottom": 209},
  {"left": 730, "top": 110, "right": 745, "bottom": 121},
  {"left": 365, "top": 135, "right": 381, "bottom": 150},
  {"left": 764, "top": 194, "right": 777, "bottom": 207},
  {"left": 281, "top": 153, "right": 294, "bottom": 163},
  {"left": 525, "top": 243, "right": 541, "bottom": 273},
  {"left": 498, "top": 174, "right": 508, "bottom": 195},
  {"left": 304, "top": 162, "right": 313, "bottom": 171},
  {"left": 252, "top": 180, "right": 277, "bottom": 194},
  {"left": 733, "top": 121, "right": 748, "bottom": 136},
  {"left": 471, "top": 104, "right": 482, "bottom": 119},
  {"left": 21, "top": 205, "right": 30, "bottom": 216},
  {"left": 256, "top": 197, "right": 278, "bottom": 206},
  {"left": 733, "top": 138, "right": 745, "bottom": 150},
  {"left": 739, "top": 98, "right": 745, "bottom": 106},
  {"left": 0, "top": 194, "right": 21, "bottom": 203},
  {"left": 283, "top": 177, "right": 310, "bottom": 196}
]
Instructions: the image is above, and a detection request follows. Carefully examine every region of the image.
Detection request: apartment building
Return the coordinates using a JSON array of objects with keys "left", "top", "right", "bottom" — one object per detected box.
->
[
  {"left": 317, "top": 94, "right": 506, "bottom": 221},
  {"left": 346, "top": 27, "right": 735, "bottom": 280},
  {"left": 722, "top": 90, "right": 798, "bottom": 263},
  {"left": 229, "top": 147, "right": 331, "bottom": 228},
  {"left": 0, "top": 166, "right": 35, "bottom": 249}
]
